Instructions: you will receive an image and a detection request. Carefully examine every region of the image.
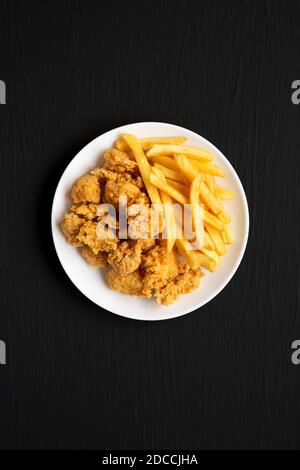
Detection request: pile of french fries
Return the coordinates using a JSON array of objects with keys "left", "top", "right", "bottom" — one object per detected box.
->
[{"left": 119, "top": 134, "right": 234, "bottom": 273}]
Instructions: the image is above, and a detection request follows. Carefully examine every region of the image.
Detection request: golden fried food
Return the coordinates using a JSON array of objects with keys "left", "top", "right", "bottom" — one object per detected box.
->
[
  {"left": 104, "top": 179, "right": 147, "bottom": 207},
  {"left": 71, "top": 174, "right": 100, "bottom": 203},
  {"left": 154, "top": 263, "right": 203, "bottom": 305},
  {"left": 104, "top": 148, "right": 138, "bottom": 174},
  {"left": 61, "top": 213, "right": 84, "bottom": 247},
  {"left": 81, "top": 246, "right": 108, "bottom": 268},
  {"left": 61, "top": 134, "right": 234, "bottom": 306},
  {"left": 77, "top": 221, "right": 118, "bottom": 254},
  {"left": 71, "top": 203, "right": 99, "bottom": 220},
  {"left": 141, "top": 245, "right": 179, "bottom": 297},
  {"left": 127, "top": 206, "right": 162, "bottom": 240},
  {"left": 106, "top": 269, "right": 144, "bottom": 296},
  {"left": 107, "top": 241, "right": 142, "bottom": 275}
]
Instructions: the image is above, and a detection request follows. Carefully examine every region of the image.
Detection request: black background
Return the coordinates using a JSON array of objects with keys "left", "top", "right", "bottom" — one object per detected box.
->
[{"left": 0, "top": 0, "right": 300, "bottom": 451}]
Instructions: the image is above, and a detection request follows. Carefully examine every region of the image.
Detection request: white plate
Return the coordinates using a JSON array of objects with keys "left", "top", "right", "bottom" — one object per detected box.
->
[{"left": 51, "top": 122, "right": 249, "bottom": 321}]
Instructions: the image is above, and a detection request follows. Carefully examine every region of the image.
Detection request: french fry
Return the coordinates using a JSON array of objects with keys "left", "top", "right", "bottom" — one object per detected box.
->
[
  {"left": 166, "top": 179, "right": 190, "bottom": 197},
  {"left": 199, "top": 180, "right": 231, "bottom": 224},
  {"left": 190, "top": 160, "right": 225, "bottom": 177},
  {"left": 150, "top": 155, "right": 179, "bottom": 171},
  {"left": 204, "top": 230, "right": 215, "bottom": 250},
  {"left": 153, "top": 162, "right": 187, "bottom": 184},
  {"left": 175, "top": 238, "right": 203, "bottom": 269},
  {"left": 122, "top": 134, "right": 162, "bottom": 207},
  {"left": 117, "top": 136, "right": 187, "bottom": 152},
  {"left": 217, "top": 210, "right": 231, "bottom": 224},
  {"left": 174, "top": 155, "right": 198, "bottom": 181},
  {"left": 201, "top": 247, "right": 221, "bottom": 265},
  {"left": 149, "top": 172, "right": 188, "bottom": 205},
  {"left": 199, "top": 181, "right": 223, "bottom": 215},
  {"left": 147, "top": 144, "right": 213, "bottom": 162},
  {"left": 224, "top": 226, "right": 233, "bottom": 244},
  {"left": 221, "top": 231, "right": 228, "bottom": 244},
  {"left": 151, "top": 167, "right": 176, "bottom": 252},
  {"left": 190, "top": 173, "right": 204, "bottom": 250},
  {"left": 196, "top": 253, "right": 217, "bottom": 272},
  {"left": 204, "top": 211, "right": 224, "bottom": 231},
  {"left": 218, "top": 186, "right": 235, "bottom": 200},
  {"left": 205, "top": 225, "right": 227, "bottom": 256},
  {"left": 204, "top": 174, "right": 215, "bottom": 194},
  {"left": 207, "top": 180, "right": 232, "bottom": 224}
]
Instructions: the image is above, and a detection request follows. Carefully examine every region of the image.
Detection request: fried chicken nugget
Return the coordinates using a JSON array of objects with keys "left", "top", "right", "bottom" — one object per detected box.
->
[
  {"left": 61, "top": 213, "right": 85, "bottom": 247},
  {"left": 106, "top": 269, "right": 144, "bottom": 296},
  {"left": 104, "top": 179, "right": 147, "bottom": 207},
  {"left": 104, "top": 148, "right": 138, "bottom": 174},
  {"left": 77, "top": 220, "right": 118, "bottom": 254},
  {"left": 92, "top": 167, "right": 145, "bottom": 193},
  {"left": 81, "top": 246, "right": 108, "bottom": 268},
  {"left": 154, "top": 263, "right": 203, "bottom": 305},
  {"left": 107, "top": 240, "right": 142, "bottom": 275},
  {"left": 141, "top": 245, "right": 179, "bottom": 297},
  {"left": 71, "top": 203, "right": 99, "bottom": 220},
  {"left": 71, "top": 174, "right": 100, "bottom": 204}
]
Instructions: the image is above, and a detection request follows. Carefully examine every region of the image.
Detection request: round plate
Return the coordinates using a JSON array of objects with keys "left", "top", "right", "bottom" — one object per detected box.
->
[{"left": 51, "top": 122, "right": 249, "bottom": 321}]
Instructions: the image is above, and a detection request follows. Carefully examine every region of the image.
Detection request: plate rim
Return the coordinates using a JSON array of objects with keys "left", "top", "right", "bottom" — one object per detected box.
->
[{"left": 51, "top": 121, "right": 249, "bottom": 321}]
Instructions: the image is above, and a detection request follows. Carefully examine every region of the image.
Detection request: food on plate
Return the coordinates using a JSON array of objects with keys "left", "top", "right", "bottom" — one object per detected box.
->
[{"left": 61, "top": 134, "right": 234, "bottom": 305}]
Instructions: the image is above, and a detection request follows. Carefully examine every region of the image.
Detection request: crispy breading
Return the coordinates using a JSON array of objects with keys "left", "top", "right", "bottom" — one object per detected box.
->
[
  {"left": 61, "top": 213, "right": 84, "bottom": 247},
  {"left": 92, "top": 167, "right": 145, "bottom": 189},
  {"left": 139, "top": 238, "right": 156, "bottom": 252},
  {"left": 106, "top": 269, "right": 144, "bottom": 296},
  {"left": 141, "top": 245, "right": 179, "bottom": 297},
  {"left": 71, "top": 203, "right": 99, "bottom": 220},
  {"left": 81, "top": 246, "right": 108, "bottom": 267},
  {"left": 107, "top": 240, "right": 142, "bottom": 275},
  {"left": 104, "top": 179, "right": 147, "bottom": 207},
  {"left": 104, "top": 148, "right": 138, "bottom": 174},
  {"left": 127, "top": 206, "right": 162, "bottom": 240},
  {"left": 77, "top": 220, "right": 118, "bottom": 254},
  {"left": 92, "top": 167, "right": 127, "bottom": 182},
  {"left": 71, "top": 175, "right": 100, "bottom": 203},
  {"left": 132, "top": 176, "right": 145, "bottom": 190},
  {"left": 154, "top": 263, "right": 203, "bottom": 305}
]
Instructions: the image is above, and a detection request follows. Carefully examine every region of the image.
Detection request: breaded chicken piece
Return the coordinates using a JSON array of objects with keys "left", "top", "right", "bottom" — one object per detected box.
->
[
  {"left": 92, "top": 167, "right": 145, "bottom": 195},
  {"left": 61, "top": 213, "right": 84, "bottom": 247},
  {"left": 132, "top": 176, "right": 144, "bottom": 190},
  {"left": 127, "top": 206, "right": 162, "bottom": 240},
  {"left": 104, "top": 179, "right": 146, "bottom": 207},
  {"left": 92, "top": 167, "right": 144, "bottom": 187},
  {"left": 71, "top": 203, "right": 99, "bottom": 220},
  {"left": 154, "top": 263, "right": 203, "bottom": 305},
  {"left": 141, "top": 245, "right": 179, "bottom": 297},
  {"left": 139, "top": 238, "right": 156, "bottom": 252},
  {"left": 107, "top": 241, "right": 142, "bottom": 275},
  {"left": 77, "top": 220, "right": 118, "bottom": 254},
  {"left": 81, "top": 245, "right": 108, "bottom": 268},
  {"left": 106, "top": 269, "right": 144, "bottom": 296},
  {"left": 104, "top": 148, "right": 138, "bottom": 174},
  {"left": 71, "top": 174, "right": 100, "bottom": 203},
  {"left": 92, "top": 167, "right": 128, "bottom": 182}
]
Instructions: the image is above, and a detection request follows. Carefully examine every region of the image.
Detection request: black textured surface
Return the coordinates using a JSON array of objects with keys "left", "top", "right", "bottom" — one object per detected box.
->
[{"left": 0, "top": 0, "right": 300, "bottom": 450}]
